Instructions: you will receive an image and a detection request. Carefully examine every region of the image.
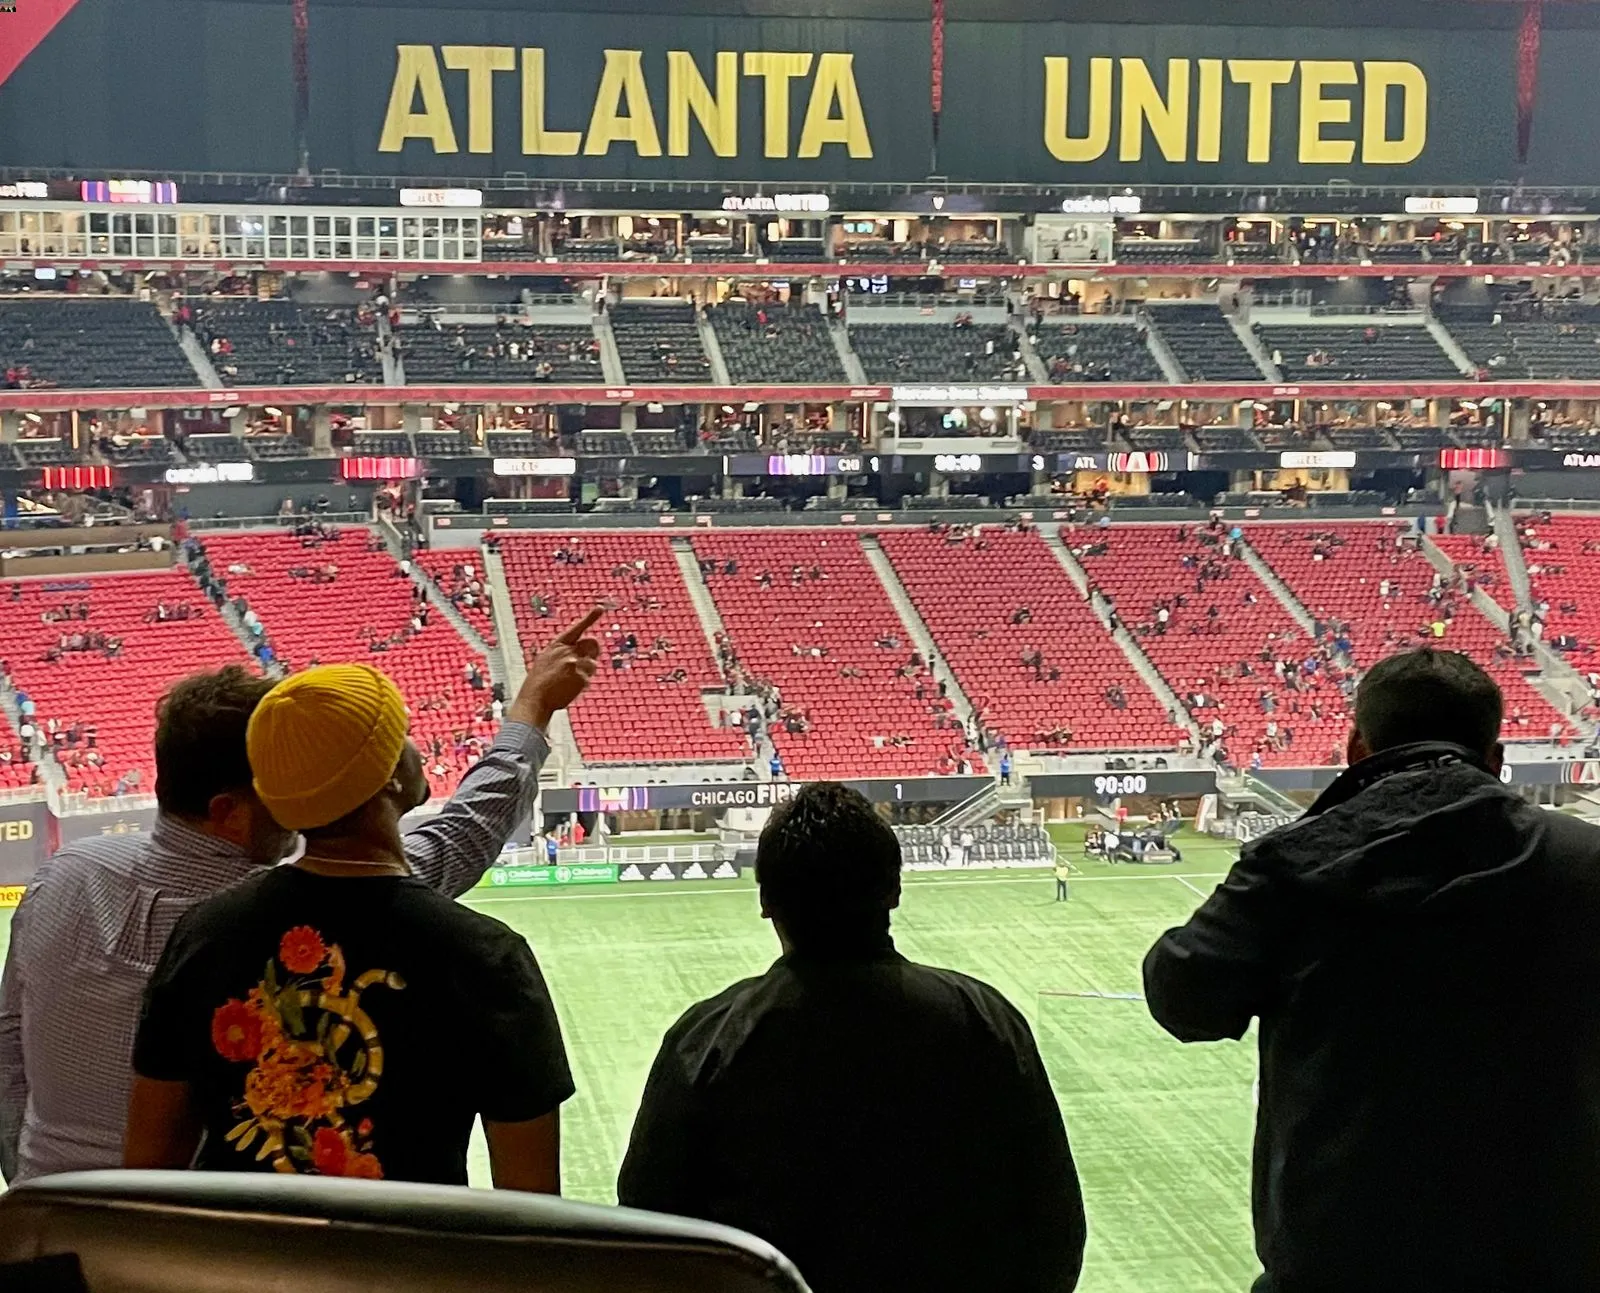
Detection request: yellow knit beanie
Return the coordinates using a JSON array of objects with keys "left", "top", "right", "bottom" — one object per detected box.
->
[{"left": 246, "top": 664, "right": 410, "bottom": 831}]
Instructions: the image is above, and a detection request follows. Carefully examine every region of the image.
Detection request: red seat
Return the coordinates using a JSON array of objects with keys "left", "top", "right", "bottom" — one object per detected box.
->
[
  {"left": 204, "top": 529, "right": 495, "bottom": 796},
  {"left": 0, "top": 568, "right": 253, "bottom": 797}
]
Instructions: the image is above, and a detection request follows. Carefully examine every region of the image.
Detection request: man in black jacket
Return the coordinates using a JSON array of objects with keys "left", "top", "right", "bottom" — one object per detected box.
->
[
  {"left": 619, "top": 782, "right": 1085, "bottom": 1293},
  {"left": 1145, "top": 647, "right": 1600, "bottom": 1292}
]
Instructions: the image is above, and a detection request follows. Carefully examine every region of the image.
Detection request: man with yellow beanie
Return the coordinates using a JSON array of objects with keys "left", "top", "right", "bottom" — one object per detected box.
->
[
  {"left": 119, "top": 613, "right": 602, "bottom": 1190},
  {"left": 3, "top": 609, "right": 599, "bottom": 1186}
]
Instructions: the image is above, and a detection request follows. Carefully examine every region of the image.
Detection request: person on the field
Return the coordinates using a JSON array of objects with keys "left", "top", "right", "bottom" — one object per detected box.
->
[
  {"left": 1054, "top": 858, "right": 1071, "bottom": 902},
  {"left": 0, "top": 610, "right": 601, "bottom": 1185},
  {"left": 1145, "top": 648, "right": 1600, "bottom": 1291},
  {"left": 126, "top": 662, "right": 584, "bottom": 1189},
  {"left": 620, "top": 783, "right": 1085, "bottom": 1293}
]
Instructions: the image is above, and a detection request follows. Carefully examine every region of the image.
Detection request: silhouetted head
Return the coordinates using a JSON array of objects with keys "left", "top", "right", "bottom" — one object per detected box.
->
[
  {"left": 755, "top": 782, "right": 902, "bottom": 955},
  {"left": 1349, "top": 648, "right": 1504, "bottom": 773}
]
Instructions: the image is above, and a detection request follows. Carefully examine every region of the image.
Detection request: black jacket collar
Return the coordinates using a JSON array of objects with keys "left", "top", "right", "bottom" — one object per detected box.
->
[{"left": 1307, "top": 742, "right": 1499, "bottom": 819}]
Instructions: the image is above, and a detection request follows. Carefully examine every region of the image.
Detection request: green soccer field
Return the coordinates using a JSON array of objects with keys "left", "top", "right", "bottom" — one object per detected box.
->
[{"left": 0, "top": 826, "right": 1261, "bottom": 1291}]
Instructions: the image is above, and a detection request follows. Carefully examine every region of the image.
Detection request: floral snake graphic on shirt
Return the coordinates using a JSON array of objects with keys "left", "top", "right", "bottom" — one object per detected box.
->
[{"left": 211, "top": 926, "right": 404, "bottom": 1178}]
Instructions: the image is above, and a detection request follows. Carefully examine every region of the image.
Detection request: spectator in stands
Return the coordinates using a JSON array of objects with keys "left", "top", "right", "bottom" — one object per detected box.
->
[
  {"left": 619, "top": 782, "right": 1086, "bottom": 1293},
  {"left": 126, "top": 664, "right": 577, "bottom": 1190},
  {"left": 0, "top": 611, "right": 603, "bottom": 1184},
  {"left": 1145, "top": 648, "right": 1600, "bottom": 1291}
]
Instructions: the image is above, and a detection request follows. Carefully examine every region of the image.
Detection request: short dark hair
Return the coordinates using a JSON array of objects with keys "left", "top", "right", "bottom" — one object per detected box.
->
[
  {"left": 154, "top": 666, "right": 277, "bottom": 818},
  {"left": 1354, "top": 649, "right": 1503, "bottom": 757},
  {"left": 755, "top": 783, "right": 901, "bottom": 947}
]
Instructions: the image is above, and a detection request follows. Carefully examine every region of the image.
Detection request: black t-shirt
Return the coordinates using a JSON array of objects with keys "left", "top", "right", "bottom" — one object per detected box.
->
[
  {"left": 135, "top": 867, "right": 572, "bottom": 1185},
  {"left": 618, "top": 939, "right": 1086, "bottom": 1293}
]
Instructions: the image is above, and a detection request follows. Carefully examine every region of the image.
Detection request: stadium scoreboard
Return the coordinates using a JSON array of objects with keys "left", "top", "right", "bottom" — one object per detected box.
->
[{"left": 725, "top": 452, "right": 1047, "bottom": 477}]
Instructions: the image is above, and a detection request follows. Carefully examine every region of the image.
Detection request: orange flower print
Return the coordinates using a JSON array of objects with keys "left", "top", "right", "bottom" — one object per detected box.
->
[
  {"left": 278, "top": 926, "right": 326, "bottom": 975},
  {"left": 212, "top": 1000, "right": 263, "bottom": 1063},
  {"left": 312, "top": 1127, "right": 348, "bottom": 1176},
  {"left": 220, "top": 927, "right": 395, "bottom": 1181},
  {"left": 347, "top": 1152, "right": 383, "bottom": 1180}
]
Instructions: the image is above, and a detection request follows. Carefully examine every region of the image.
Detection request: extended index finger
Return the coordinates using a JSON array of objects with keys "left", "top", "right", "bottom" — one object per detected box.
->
[{"left": 554, "top": 606, "right": 604, "bottom": 646}]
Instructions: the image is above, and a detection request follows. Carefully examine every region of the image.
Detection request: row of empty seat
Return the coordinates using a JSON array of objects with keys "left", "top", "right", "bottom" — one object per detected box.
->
[
  {"left": 691, "top": 531, "right": 981, "bottom": 778},
  {"left": 0, "top": 568, "right": 251, "bottom": 795},
  {"left": 880, "top": 529, "right": 1181, "bottom": 752},
  {"left": 202, "top": 529, "right": 495, "bottom": 796}
]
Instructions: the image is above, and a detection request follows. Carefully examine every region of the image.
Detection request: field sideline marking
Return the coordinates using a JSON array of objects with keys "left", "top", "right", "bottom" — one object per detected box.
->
[
  {"left": 1173, "top": 875, "right": 1212, "bottom": 899},
  {"left": 466, "top": 871, "right": 1229, "bottom": 905}
]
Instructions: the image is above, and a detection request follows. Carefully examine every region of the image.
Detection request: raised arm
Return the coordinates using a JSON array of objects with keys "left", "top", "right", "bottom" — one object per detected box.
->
[{"left": 406, "top": 608, "right": 601, "bottom": 897}]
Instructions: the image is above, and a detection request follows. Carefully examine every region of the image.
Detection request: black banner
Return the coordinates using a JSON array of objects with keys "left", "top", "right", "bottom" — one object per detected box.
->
[
  {"left": 3, "top": 0, "right": 1599, "bottom": 186},
  {"left": 545, "top": 774, "right": 990, "bottom": 813},
  {"left": 0, "top": 801, "right": 51, "bottom": 888}
]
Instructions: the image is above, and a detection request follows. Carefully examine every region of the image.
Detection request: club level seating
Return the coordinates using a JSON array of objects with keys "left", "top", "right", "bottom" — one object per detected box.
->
[
  {"left": 1254, "top": 522, "right": 1571, "bottom": 739},
  {"left": 353, "top": 432, "right": 413, "bottom": 457},
  {"left": 610, "top": 303, "right": 713, "bottom": 383},
  {"left": 1444, "top": 322, "right": 1533, "bottom": 379},
  {"left": 1028, "top": 429, "right": 1105, "bottom": 453},
  {"left": 1115, "top": 239, "right": 1209, "bottom": 264},
  {"left": 1076, "top": 524, "right": 1354, "bottom": 766},
  {"left": 414, "top": 550, "right": 496, "bottom": 646},
  {"left": 1224, "top": 241, "right": 1284, "bottom": 263},
  {"left": 399, "top": 323, "right": 601, "bottom": 383},
  {"left": 848, "top": 323, "right": 1024, "bottom": 383},
  {"left": 1033, "top": 323, "right": 1164, "bottom": 383},
  {"left": 1464, "top": 320, "right": 1600, "bottom": 380},
  {"left": 14, "top": 439, "right": 76, "bottom": 467},
  {"left": 577, "top": 431, "right": 633, "bottom": 455},
  {"left": 1193, "top": 427, "right": 1262, "bottom": 451},
  {"left": 879, "top": 528, "right": 1181, "bottom": 753},
  {"left": 1450, "top": 427, "right": 1504, "bottom": 448},
  {"left": 1258, "top": 325, "right": 1462, "bottom": 381},
  {"left": 498, "top": 533, "right": 748, "bottom": 764},
  {"left": 693, "top": 531, "right": 982, "bottom": 778},
  {"left": 709, "top": 301, "right": 846, "bottom": 384},
  {"left": 202, "top": 529, "right": 494, "bottom": 796},
  {"left": 632, "top": 430, "right": 687, "bottom": 453},
  {"left": 243, "top": 435, "right": 309, "bottom": 459},
  {"left": 1391, "top": 427, "right": 1452, "bottom": 451},
  {"left": 0, "top": 569, "right": 251, "bottom": 796},
  {"left": 190, "top": 301, "right": 382, "bottom": 385},
  {"left": 0, "top": 299, "right": 197, "bottom": 389},
  {"left": 1146, "top": 305, "right": 1266, "bottom": 382},
  {"left": 765, "top": 238, "right": 828, "bottom": 262},
  {"left": 934, "top": 240, "right": 1011, "bottom": 263},
  {"left": 552, "top": 238, "right": 620, "bottom": 261},
  {"left": 840, "top": 240, "right": 926, "bottom": 263},
  {"left": 1323, "top": 426, "right": 1396, "bottom": 450},
  {"left": 413, "top": 431, "right": 475, "bottom": 458},
  {"left": 1124, "top": 426, "right": 1188, "bottom": 452},
  {"left": 180, "top": 434, "right": 249, "bottom": 463},
  {"left": 98, "top": 436, "right": 173, "bottom": 466},
  {"left": 485, "top": 431, "right": 564, "bottom": 458},
  {"left": 1533, "top": 426, "right": 1600, "bottom": 452}
]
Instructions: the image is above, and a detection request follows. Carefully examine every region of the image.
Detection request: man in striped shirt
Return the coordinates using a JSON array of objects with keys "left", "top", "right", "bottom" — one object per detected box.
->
[{"left": 0, "top": 608, "right": 600, "bottom": 1184}]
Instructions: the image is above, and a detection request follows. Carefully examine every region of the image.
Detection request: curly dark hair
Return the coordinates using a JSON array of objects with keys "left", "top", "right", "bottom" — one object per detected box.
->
[
  {"left": 756, "top": 782, "right": 902, "bottom": 948},
  {"left": 154, "top": 665, "right": 277, "bottom": 818}
]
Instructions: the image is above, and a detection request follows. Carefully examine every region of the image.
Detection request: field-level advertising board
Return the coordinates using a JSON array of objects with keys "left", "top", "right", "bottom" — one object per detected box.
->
[
  {"left": 0, "top": 885, "right": 23, "bottom": 909},
  {"left": 485, "top": 863, "right": 619, "bottom": 889}
]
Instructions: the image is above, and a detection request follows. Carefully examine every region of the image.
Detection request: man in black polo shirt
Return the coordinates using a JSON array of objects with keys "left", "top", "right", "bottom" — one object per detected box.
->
[{"left": 618, "top": 783, "right": 1086, "bottom": 1293}]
